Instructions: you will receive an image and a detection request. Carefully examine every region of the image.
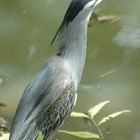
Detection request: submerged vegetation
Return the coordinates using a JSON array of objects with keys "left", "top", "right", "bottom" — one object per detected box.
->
[
  {"left": 0, "top": 102, "right": 9, "bottom": 140},
  {"left": 37, "top": 100, "right": 131, "bottom": 140}
]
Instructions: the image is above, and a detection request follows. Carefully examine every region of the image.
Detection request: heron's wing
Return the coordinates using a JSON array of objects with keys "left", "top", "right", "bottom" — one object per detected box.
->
[
  {"left": 10, "top": 62, "right": 72, "bottom": 140},
  {"left": 22, "top": 81, "right": 77, "bottom": 140},
  {"left": 39, "top": 81, "right": 77, "bottom": 139}
]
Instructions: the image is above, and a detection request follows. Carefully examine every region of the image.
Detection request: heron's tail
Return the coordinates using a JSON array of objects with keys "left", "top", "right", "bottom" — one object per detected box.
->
[{"left": 9, "top": 120, "right": 39, "bottom": 140}]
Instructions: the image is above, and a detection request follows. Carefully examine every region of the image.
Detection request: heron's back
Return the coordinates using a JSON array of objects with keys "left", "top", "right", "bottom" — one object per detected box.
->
[{"left": 10, "top": 57, "right": 77, "bottom": 140}]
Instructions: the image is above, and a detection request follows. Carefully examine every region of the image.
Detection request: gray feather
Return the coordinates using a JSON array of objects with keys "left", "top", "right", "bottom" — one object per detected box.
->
[
  {"left": 51, "top": 0, "right": 93, "bottom": 45},
  {"left": 10, "top": 57, "right": 74, "bottom": 140}
]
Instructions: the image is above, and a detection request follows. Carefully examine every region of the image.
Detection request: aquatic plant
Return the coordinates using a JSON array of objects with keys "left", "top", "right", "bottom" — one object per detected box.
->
[
  {"left": 59, "top": 100, "right": 131, "bottom": 140},
  {"left": 0, "top": 128, "right": 3, "bottom": 137}
]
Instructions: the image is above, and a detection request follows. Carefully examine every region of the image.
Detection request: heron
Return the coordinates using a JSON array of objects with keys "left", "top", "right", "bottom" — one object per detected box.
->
[{"left": 9, "top": 0, "right": 102, "bottom": 139}]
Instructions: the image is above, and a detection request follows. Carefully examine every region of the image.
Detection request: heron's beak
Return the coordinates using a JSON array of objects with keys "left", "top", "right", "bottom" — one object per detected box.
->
[{"left": 94, "top": 0, "right": 103, "bottom": 7}]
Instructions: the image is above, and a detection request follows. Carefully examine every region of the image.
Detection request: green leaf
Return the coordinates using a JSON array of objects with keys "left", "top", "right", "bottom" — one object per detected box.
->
[
  {"left": 59, "top": 130, "right": 100, "bottom": 139},
  {"left": 70, "top": 112, "right": 89, "bottom": 118},
  {"left": 88, "top": 100, "right": 110, "bottom": 118},
  {"left": 0, "top": 128, "right": 3, "bottom": 137},
  {"left": 37, "top": 132, "right": 44, "bottom": 140},
  {"left": 98, "top": 110, "right": 131, "bottom": 126}
]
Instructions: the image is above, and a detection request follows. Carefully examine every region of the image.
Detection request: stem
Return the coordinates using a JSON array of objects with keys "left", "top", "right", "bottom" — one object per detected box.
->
[{"left": 91, "top": 118, "right": 104, "bottom": 140}]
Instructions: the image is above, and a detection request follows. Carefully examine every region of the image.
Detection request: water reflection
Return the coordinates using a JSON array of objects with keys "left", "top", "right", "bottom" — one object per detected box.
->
[
  {"left": 113, "top": 15, "right": 140, "bottom": 67},
  {"left": 27, "top": 45, "right": 37, "bottom": 63},
  {"left": 114, "top": 16, "right": 140, "bottom": 48}
]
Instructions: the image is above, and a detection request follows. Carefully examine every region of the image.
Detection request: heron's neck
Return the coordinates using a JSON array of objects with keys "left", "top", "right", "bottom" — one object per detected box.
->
[{"left": 57, "top": 20, "right": 89, "bottom": 86}]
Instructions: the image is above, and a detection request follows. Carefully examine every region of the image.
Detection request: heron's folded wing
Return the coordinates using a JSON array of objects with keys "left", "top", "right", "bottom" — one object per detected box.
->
[
  {"left": 35, "top": 81, "right": 77, "bottom": 139},
  {"left": 10, "top": 62, "right": 68, "bottom": 139}
]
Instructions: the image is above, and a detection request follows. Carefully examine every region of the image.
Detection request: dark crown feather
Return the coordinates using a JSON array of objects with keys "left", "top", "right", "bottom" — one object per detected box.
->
[{"left": 51, "top": 0, "right": 93, "bottom": 45}]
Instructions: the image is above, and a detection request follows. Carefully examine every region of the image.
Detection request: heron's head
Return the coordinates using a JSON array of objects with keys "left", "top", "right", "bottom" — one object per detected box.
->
[
  {"left": 51, "top": 0, "right": 102, "bottom": 44},
  {"left": 63, "top": 0, "right": 102, "bottom": 25}
]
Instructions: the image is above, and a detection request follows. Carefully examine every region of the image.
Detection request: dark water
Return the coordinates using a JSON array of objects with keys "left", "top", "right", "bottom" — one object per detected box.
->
[{"left": 0, "top": 0, "right": 140, "bottom": 140}]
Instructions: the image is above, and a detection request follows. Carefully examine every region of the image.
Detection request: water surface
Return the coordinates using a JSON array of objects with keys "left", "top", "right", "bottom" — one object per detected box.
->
[{"left": 0, "top": 0, "right": 140, "bottom": 140}]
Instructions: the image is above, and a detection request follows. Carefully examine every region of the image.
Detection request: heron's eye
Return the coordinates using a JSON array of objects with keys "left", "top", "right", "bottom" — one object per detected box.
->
[
  {"left": 89, "top": 3, "right": 95, "bottom": 8},
  {"left": 90, "top": 1, "right": 96, "bottom": 8},
  {"left": 91, "top": 4, "right": 94, "bottom": 7}
]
